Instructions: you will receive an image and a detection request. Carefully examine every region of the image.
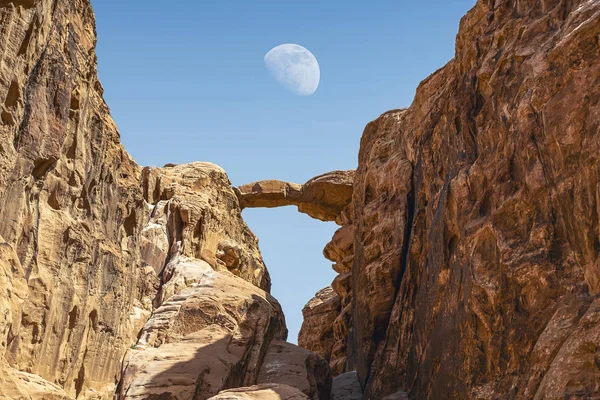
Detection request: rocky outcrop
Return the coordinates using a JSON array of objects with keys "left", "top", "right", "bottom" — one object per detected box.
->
[
  {"left": 0, "top": 1, "right": 327, "bottom": 399},
  {"left": 209, "top": 384, "right": 310, "bottom": 400},
  {"left": 2, "top": 0, "right": 600, "bottom": 399},
  {"left": 236, "top": 170, "right": 354, "bottom": 222},
  {"left": 345, "top": 0, "right": 600, "bottom": 399},
  {"left": 0, "top": 0, "right": 153, "bottom": 397},
  {"left": 331, "top": 371, "right": 363, "bottom": 400},
  {"left": 257, "top": 340, "right": 331, "bottom": 400},
  {"left": 297, "top": 287, "right": 340, "bottom": 369}
]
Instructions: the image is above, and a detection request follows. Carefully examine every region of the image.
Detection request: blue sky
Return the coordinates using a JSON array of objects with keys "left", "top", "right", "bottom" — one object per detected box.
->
[{"left": 92, "top": 0, "right": 476, "bottom": 343}]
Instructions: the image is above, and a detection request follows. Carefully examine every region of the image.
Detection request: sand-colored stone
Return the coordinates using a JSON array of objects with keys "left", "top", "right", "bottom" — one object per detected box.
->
[
  {"left": 119, "top": 257, "right": 286, "bottom": 400},
  {"left": 2, "top": 0, "right": 600, "bottom": 399},
  {"left": 257, "top": 340, "right": 331, "bottom": 400},
  {"left": 208, "top": 384, "right": 309, "bottom": 400},
  {"left": 0, "top": 1, "right": 272, "bottom": 398}
]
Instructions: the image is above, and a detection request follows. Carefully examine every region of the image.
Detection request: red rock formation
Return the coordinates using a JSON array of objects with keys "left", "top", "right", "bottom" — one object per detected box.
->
[
  {"left": 297, "top": 287, "right": 341, "bottom": 370},
  {"left": 348, "top": 1, "right": 600, "bottom": 398}
]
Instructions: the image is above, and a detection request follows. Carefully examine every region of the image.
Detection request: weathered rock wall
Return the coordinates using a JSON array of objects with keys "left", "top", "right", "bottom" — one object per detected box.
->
[
  {"left": 348, "top": 0, "right": 600, "bottom": 398},
  {"left": 2, "top": 0, "right": 600, "bottom": 399},
  {"left": 0, "top": 0, "right": 150, "bottom": 397},
  {"left": 0, "top": 1, "right": 327, "bottom": 399}
]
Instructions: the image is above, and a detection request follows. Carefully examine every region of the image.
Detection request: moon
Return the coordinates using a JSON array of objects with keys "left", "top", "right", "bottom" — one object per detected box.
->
[{"left": 264, "top": 44, "right": 320, "bottom": 96}]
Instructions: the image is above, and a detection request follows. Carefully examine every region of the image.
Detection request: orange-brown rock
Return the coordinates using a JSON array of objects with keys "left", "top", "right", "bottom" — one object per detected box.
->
[
  {"left": 345, "top": 1, "right": 600, "bottom": 399},
  {"left": 237, "top": 171, "right": 354, "bottom": 222},
  {"left": 0, "top": 1, "right": 307, "bottom": 399},
  {"left": 0, "top": 0, "right": 153, "bottom": 397},
  {"left": 297, "top": 287, "right": 340, "bottom": 369},
  {"left": 303, "top": 214, "right": 356, "bottom": 376},
  {"left": 2, "top": 0, "right": 600, "bottom": 399}
]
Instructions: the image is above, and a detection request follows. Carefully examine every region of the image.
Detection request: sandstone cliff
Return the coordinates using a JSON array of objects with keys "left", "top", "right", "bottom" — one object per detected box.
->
[
  {"left": 1, "top": 0, "right": 599, "bottom": 399},
  {"left": 295, "top": 0, "right": 600, "bottom": 399},
  {"left": 0, "top": 0, "right": 330, "bottom": 399}
]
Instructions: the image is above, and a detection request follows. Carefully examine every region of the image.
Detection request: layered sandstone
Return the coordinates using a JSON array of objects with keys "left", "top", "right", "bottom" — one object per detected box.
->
[
  {"left": 0, "top": 1, "right": 330, "bottom": 399},
  {"left": 238, "top": 173, "right": 356, "bottom": 376},
  {"left": 0, "top": 0, "right": 152, "bottom": 397},
  {"left": 346, "top": 1, "right": 600, "bottom": 398},
  {"left": 297, "top": 287, "right": 340, "bottom": 369}
]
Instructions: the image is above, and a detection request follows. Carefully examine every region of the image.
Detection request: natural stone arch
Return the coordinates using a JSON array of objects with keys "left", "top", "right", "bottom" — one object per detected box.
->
[{"left": 236, "top": 170, "right": 356, "bottom": 377}]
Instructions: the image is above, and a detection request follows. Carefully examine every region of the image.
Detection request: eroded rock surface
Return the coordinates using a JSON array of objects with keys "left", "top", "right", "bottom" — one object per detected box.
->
[
  {"left": 345, "top": 1, "right": 600, "bottom": 399},
  {"left": 331, "top": 371, "right": 363, "bottom": 400},
  {"left": 0, "top": 0, "right": 153, "bottom": 397},
  {"left": 209, "top": 384, "right": 310, "bottom": 400},
  {"left": 0, "top": 0, "right": 322, "bottom": 399},
  {"left": 257, "top": 340, "right": 331, "bottom": 400},
  {"left": 298, "top": 287, "right": 340, "bottom": 369},
  {"left": 237, "top": 170, "right": 354, "bottom": 222},
  {"left": 1, "top": 0, "right": 600, "bottom": 399}
]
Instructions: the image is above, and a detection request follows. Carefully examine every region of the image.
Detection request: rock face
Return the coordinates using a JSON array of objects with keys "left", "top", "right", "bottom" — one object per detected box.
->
[
  {"left": 239, "top": 173, "right": 356, "bottom": 376},
  {"left": 331, "top": 371, "right": 363, "bottom": 400},
  {"left": 0, "top": 0, "right": 152, "bottom": 397},
  {"left": 297, "top": 287, "right": 340, "bottom": 369},
  {"left": 257, "top": 340, "right": 331, "bottom": 400},
  {"left": 298, "top": 1, "right": 600, "bottom": 399},
  {"left": 344, "top": 0, "right": 600, "bottom": 399},
  {"left": 0, "top": 1, "right": 329, "bottom": 399}
]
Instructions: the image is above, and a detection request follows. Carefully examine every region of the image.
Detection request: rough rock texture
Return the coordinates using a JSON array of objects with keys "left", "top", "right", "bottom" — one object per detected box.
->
[
  {"left": 257, "top": 340, "right": 331, "bottom": 400},
  {"left": 0, "top": 0, "right": 154, "bottom": 397},
  {"left": 208, "top": 384, "right": 310, "bottom": 400},
  {"left": 297, "top": 287, "right": 340, "bottom": 368},
  {"left": 118, "top": 264, "right": 286, "bottom": 400},
  {"left": 331, "top": 371, "right": 363, "bottom": 400},
  {"left": 345, "top": 0, "right": 600, "bottom": 399},
  {"left": 0, "top": 1, "right": 323, "bottom": 399},
  {"left": 240, "top": 172, "right": 356, "bottom": 377},
  {"left": 321, "top": 209, "right": 356, "bottom": 375},
  {"left": 236, "top": 171, "right": 354, "bottom": 222}
]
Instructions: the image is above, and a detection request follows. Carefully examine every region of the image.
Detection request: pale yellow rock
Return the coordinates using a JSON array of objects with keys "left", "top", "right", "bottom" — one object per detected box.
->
[
  {"left": 209, "top": 384, "right": 310, "bottom": 400},
  {"left": 257, "top": 340, "right": 331, "bottom": 400},
  {"left": 120, "top": 256, "right": 287, "bottom": 400}
]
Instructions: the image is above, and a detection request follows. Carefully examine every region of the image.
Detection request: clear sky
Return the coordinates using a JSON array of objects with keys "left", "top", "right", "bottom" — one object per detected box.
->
[{"left": 91, "top": 0, "right": 476, "bottom": 343}]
